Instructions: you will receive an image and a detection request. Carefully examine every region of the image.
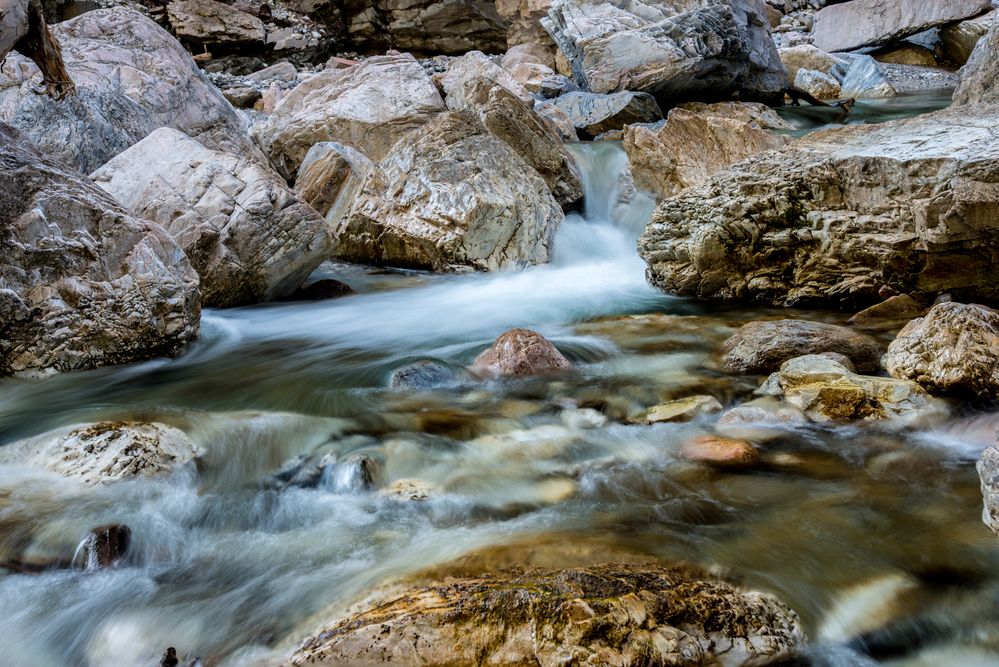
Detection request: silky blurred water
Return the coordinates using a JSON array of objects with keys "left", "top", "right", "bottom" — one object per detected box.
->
[{"left": 1, "top": 104, "right": 997, "bottom": 666}]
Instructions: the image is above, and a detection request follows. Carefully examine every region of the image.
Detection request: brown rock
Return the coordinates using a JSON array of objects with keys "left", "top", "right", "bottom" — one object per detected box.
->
[
  {"left": 848, "top": 294, "right": 923, "bottom": 328},
  {"left": 719, "top": 320, "right": 883, "bottom": 375},
  {"left": 680, "top": 435, "right": 759, "bottom": 467},
  {"left": 471, "top": 328, "right": 572, "bottom": 378},
  {"left": 645, "top": 395, "right": 722, "bottom": 423}
]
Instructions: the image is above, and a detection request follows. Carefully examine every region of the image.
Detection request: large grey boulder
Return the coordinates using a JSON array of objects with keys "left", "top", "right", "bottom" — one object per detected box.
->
[
  {"left": 720, "top": 319, "right": 883, "bottom": 375},
  {"left": 623, "top": 101, "right": 789, "bottom": 199},
  {"left": 639, "top": 106, "right": 999, "bottom": 308},
  {"left": 333, "top": 111, "right": 564, "bottom": 272},
  {"left": 812, "top": 0, "right": 992, "bottom": 53},
  {"left": 0, "top": 123, "right": 200, "bottom": 377},
  {"left": 0, "top": 8, "right": 259, "bottom": 175},
  {"left": 542, "top": 0, "right": 787, "bottom": 103},
  {"left": 883, "top": 302, "right": 999, "bottom": 400},
  {"left": 91, "top": 128, "right": 332, "bottom": 308},
  {"left": 839, "top": 55, "right": 896, "bottom": 99},
  {"left": 552, "top": 90, "right": 663, "bottom": 137},
  {"left": 253, "top": 53, "right": 446, "bottom": 180},
  {"left": 954, "top": 22, "right": 999, "bottom": 105}
]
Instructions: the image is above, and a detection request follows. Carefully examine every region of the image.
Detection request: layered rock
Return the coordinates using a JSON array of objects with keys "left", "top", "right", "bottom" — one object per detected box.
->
[
  {"left": 287, "top": 563, "right": 805, "bottom": 666},
  {"left": 552, "top": 90, "right": 662, "bottom": 138},
  {"left": 541, "top": 0, "right": 787, "bottom": 103},
  {"left": 954, "top": 22, "right": 999, "bottom": 105},
  {"left": 0, "top": 421, "right": 200, "bottom": 484},
  {"left": 979, "top": 444, "right": 999, "bottom": 536},
  {"left": 883, "top": 302, "right": 999, "bottom": 400},
  {"left": 624, "top": 101, "right": 789, "bottom": 199},
  {"left": 0, "top": 8, "right": 258, "bottom": 174},
  {"left": 295, "top": 141, "right": 373, "bottom": 218},
  {"left": 167, "top": 0, "right": 266, "bottom": 49},
  {"left": 471, "top": 328, "right": 571, "bottom": 377},
  {"left": 639, "top": 107, "right": 999, "bottom": 307},
  {"left": 812, "top": 0, "right": 992, "bottom": 53},
  {"left": 438, "top": 49, "right": 533, "bottom": 107},
  {"left": 0, "top": 123, "right": 200, "bottom": 377},
  {"left": 91, "top": 128, "right": 332, "bottom": 307},
  {"left": 719, "top": 320, "right": 883, "bottom": 374},
  {"left": 333, "top": 112, "right": 564, "bottom": 272},
  {"left": 253, "top": 53, "right": 446, "bottom": 180}
]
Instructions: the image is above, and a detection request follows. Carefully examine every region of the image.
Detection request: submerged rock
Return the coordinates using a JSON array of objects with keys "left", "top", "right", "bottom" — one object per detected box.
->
[
  {"left": 287, "top": 562, "right": 805, "bottom": 666},
  {"left": 91, "top": 127, "right": 332, "bottom": 307},
  {"left": 645, "top": 395, "right": 722, "bottom": 423},
  {"left": 0, "top": 8, "right": 259, "bottom": 174},
  {"left": 680, "top": 435, "right": 759, "bottom": 467},
  {"left": 389, "top": 360, "right": 466, "bottom": 391},
  {"left": 471, "top": 328, "right": 572, "bottom": 378},
  {"left": 883, "top": 302, "right": 999, "bottom": 400},
  {"left": 0, "top": 123, "right": 200, "bottom": 376},
  {"left": 294, "top": 142, "right": 373, "bottom": 219},
  {"left": 0, "top": 421, "right": 200, "bottom": 484},
  {"left": 639, "top": 106, "right": 999, "bottom": 307},
  {"left": 333, "top": 112, "right": 564, "bottom": 272},
  {"left": 77, "top": 524, "right": 132, "bottom": 570},
  {"left": 280, "top": 279, "right": 353, "bottom": 302},
  {"left": 719, "top": 320, "right": 882, "bottom": 375}
]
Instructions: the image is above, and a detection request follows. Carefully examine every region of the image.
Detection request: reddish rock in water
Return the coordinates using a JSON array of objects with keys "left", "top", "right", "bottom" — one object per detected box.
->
[
  {"left": 680, "top": 435, "right": 759, "bottom": 467},
  {"left": 471, "top": 328, "right": 572, "bottom": 378}
]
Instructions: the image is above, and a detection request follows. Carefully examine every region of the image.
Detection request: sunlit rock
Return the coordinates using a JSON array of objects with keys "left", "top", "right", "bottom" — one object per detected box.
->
[
  {"left": 645, "top": 395, "right": 722, "bottom": 423},
  {"left": 679, "top": 435, "right": 759, "bottom": 467},
  {"left": 471, "top": 328, "right": 572, "bottom": 378}
]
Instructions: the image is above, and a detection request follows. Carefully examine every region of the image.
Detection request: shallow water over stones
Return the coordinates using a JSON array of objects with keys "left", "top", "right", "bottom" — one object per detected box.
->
[{"left": 0, "top": 130, "right": 997, "bottom": 666}]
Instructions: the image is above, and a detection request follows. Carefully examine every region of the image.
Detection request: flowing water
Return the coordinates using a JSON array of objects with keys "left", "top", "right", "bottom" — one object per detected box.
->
[{"left": 1, "top": 97, "right": 998, "bottom": 667}]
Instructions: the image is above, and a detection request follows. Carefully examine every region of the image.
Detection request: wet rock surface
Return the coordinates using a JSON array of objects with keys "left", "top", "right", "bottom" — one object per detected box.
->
[
  {"left": 719, "top": 320, "right": 883, "bottom": 375},
  {"left": 471, "top": 328, "right": 572, "bottom": 378}
]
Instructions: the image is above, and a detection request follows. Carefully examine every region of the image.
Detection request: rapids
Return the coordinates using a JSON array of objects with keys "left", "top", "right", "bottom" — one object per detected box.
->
[{"left": 1, "top": 95, "right": 997, "bottom": 667}]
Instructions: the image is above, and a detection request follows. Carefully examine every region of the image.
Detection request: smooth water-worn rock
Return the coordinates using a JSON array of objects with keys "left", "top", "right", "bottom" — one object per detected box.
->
[
  {"left": 294, "top": 141, "right": 373, "bottom": 219},
  {"left": 542, "top": 0, "right": 787, "bottom": 103},
  {"left": 794, "top": 68, "right": 840, "bottom": 99},
  {"left": 0, "top": 8, "right": 259, "bottom": 174},
  {"left": 167, "top": 0, "right": 266, "bottom": 48},
  {"left": 941, "top": 10, "right": 997, "bottom": 65},
  {"left": 552, "top": 90, "right": 662, "bottom": 138},
  {"left": 253, "top": 53, "right": 446, "bottom": 179},
  {"left": 389, "top": 359, "right": 465, "bottom": 390},
  {"left": 639, "top": 106, "right": 999, "bottom": 307},
  {"left": 680, "top": 435, "right": 759, "bottom": 467},
  {"left": 953, "top": 22, "right": 999, "bottom": 105},
  {"left": 91, "top": 128, "right": 332, "bottom": 307},
  {"left": 848, "top": 294, "right": 923, "bottom": 329},
  {"left": 0, "top": 421, "right": 199, "bottom": 484},
  {"left": 979, "top": 445, "right": 999, "bottom": 536},
  {"left": 287, "top": 562, "right": 805, "bottom": 666},
  {"left": 883, "top": 302, "right": 999, "bottom": 400},
  {"left": 778, "top": 44, "right": 845, "bottom": 80},
  {"left": 774, "top": 354, "right": 946, "bottom": 423},
  {"left": 719, "top": 320, "right": 882, "bottom": 374},
  {"left": 624, "top": 101, "right": 789, "bottom": 199},
  {"left": 0, "top": 123, "right": 200, "bottom": 377},
  {"left": 812, "top": 0, "right": 991, "bottom": 53},
  {"left": 333, "top": 112, "right": 563, "bottom": 272},
  {"left": 471, "top": 328, "right": 572, "bottom": 377},
  {"left": 839, "top": 55, "right": 896, "bottom": 99}
]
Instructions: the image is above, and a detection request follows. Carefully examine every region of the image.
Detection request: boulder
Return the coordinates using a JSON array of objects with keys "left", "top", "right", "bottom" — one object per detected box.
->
[
  {"left": 773, "top": 354, "right": 946, "bottom": 423},
  {"left": 541, "top": 0, "right": 787, "bottom": 103},
  {"left": 639, "top": 106, "right": 999, "bottom": 308},
  {"left": 534, "top": 99, "right": 579, "bottom": 142},
  {"left": 812, "top": 0, "right": 992, "bottom": 53},
  {"left": 287, "top": 563, "right": 805, "bottom": 666},
  {"left": 624, "top": 101, "right": 790, "bottom": 199},
  {"left": 91, "top": 128, "right": 332, "bottom": 307},
  {"left": 680, "top": 435, "right": 759, "bottom": 467},
  {"left": 954, "top": 22, "right": 999, "bottom": 105},
  {"left": 978, "top": 444, "right": 999, "bottom": 536},
  {"left": 0, "top": 0, "right": 74, "bottom": 99},
  {"left": 645, "top": 395, "right": 722, "bottom": 423},
  {"left": 294, "top": 141, "right": 373, "bottom": 219},
  {"left": 0, "top": 8, "right": 259, "bottom": 175},
  {"left": 794, "top": 68, "right": 840, "bottom": 99},
  {"left": 719, "top": 320, "right": 883, "bottom": 374},
  {"left": 438, "top": 50, "right": 533, "bottom": 107},
  {"left": 167, "top": 0, "right": 266, "bottom": 48},
  {"left": 883, "top": 302, "right": 999, "bottom": 400},
  {"left": 940, "top": 10, "right": 997, "bottom": 65},
  {"left": 715, "top": 397, "right": 808, "bottom": 440},
  {"left": 471, "top": 328, "right": 572, "bottom": 377},
  {"left": 848, "top": 294, "right": 922, "bottom": 328},
  {"left": 778, "top": 44, "right": 845, "bottom": 80},
  {"left": 253, "top": 53, "right": 446, "bottom": 180},
  {"left": 839, "top": 55, "right": 896, "bottom": 99},
  {"left": 552, "top": 90, "right": 662, "bottom": 138},
  {"left": 0, "top": 123, "right": 200, "bottom": 377},
  {"left": 0, "top": 421, "right": 200, "bottom": 484},
  {"left": 333, "top": 112, "right": 564, "bottom": 272}
]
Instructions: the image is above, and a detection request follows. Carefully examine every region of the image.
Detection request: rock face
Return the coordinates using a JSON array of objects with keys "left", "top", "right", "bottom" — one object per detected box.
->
[
  {"left": 552, "top": 90, "right": 662, "bottom": 138},
  {"left": 0, "top": 123, "right": 200, "bottom": 377},
  {"left": 719, "top": 320, "right": 882, "bottom": 374},
  {"left": 639, "top": 106, "right": 999, "bottom": 308},
  {"left": 954, "top": 22, "right": 999, "bottom": 106},
  {"left": 0, "top": 421, "right": 199, "bottom": 484},
  {"left": 542, "top": 0, "right": 787, "bottom": 103},
  {"left": 941, "top": 10, "right": 997, "bottom": 65},
  {"left": 287, "top": 563, "right": 805, "bottom": 666},
  {"left": 167, "top": 0, "right": 267, "bottom": 49},
  {"left": 773, "top": 355, "right": 945, "bottom": 423},
  {"left": 471, "top": 328, "right": 572, "bottom": 377},
  {"left": 883, "top": 302, "right": 999, "bottom": 400},
  {"left": 812, "top": 0, "right": 992, "bottom": 53},
  {"left": 0, "top": 0, "right": 74, "bottom": 99},
  {"left": 624, "top": 102, "right": 789, "bottom": 200},
  {"left": 334, "top": 112, "right": 564, "bottom": 272},
  {"left": 978, "top": 445, "right": 999, "bottom": 536},
  {"left": 91, "top": 128, "right": 332, "bottom": 307},
  {"left": 0, "top": 8, "right": 258, "bottom": 174},
  {"left": 294, "top": 141, "right": 373, "bottom": 218},
  {"left": 253, "top": 53, "right": 446, "bottom": 180}
]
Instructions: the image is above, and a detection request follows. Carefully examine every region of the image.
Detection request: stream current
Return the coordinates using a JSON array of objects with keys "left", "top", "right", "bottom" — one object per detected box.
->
[{"left": 1, "top": 92, "right": 997, "bottom": 666}]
